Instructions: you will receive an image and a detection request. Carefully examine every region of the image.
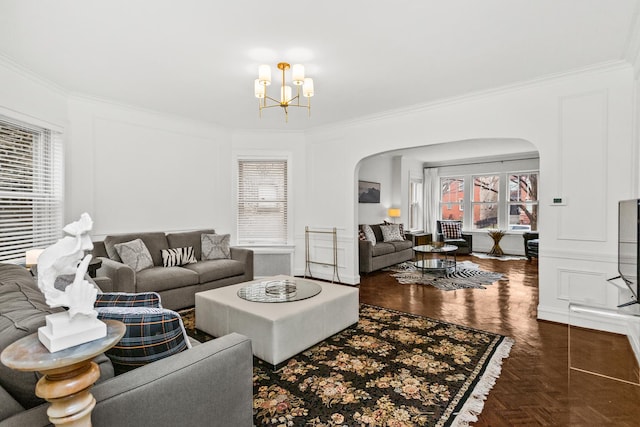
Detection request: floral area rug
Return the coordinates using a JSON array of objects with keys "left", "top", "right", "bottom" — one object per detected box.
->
[
  {"left": 252, "top": 304, "right": 513, "bottom": 426},
  {"left": 384, "top": 261, "right": 506, "bottom": 290}
]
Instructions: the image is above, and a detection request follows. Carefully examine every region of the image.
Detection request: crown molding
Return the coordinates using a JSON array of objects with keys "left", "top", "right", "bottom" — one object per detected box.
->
[
  {"left": 307, "top": 60, "right": 632, "bottom": 135},
  {"left": 0, "top": 52, "right": 67, "bottom": 96}
]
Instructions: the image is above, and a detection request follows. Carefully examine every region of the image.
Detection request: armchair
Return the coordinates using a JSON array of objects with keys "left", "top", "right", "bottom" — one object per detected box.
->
[
  {"left": 435, "top": 220, "right": 473, "bottom": 255},
  {"left": 523, "top": 232, "right": 539, "bottom": 260}
]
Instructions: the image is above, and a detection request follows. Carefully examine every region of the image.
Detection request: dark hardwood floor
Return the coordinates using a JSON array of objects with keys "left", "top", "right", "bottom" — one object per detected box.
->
[{"left": 358, "top": 256, "right": 640, "bottom": 426}]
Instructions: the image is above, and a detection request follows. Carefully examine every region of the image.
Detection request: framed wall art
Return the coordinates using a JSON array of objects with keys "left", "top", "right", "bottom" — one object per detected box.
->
[{"left": 358, "top": 180, "right": 380, "bottom": 203}]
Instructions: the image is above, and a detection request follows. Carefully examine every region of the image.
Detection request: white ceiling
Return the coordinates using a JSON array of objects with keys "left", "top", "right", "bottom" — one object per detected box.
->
[{"left": 0, "top": 0, "right": 638, "bottom": 131}]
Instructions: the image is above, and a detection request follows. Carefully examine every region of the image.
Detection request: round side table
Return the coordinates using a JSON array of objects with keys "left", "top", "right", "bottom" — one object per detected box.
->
[{"left": 1, "top": 319, "right": 125, "bottom": 427}]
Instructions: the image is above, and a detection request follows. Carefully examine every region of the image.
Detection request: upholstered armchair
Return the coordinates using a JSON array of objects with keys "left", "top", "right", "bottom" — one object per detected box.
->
[
  {"left": 435, "top": 220, "right": 473, "bottom": 255},
  {"left": 523, "top": 232, "right": 539, "bottom": 260}
]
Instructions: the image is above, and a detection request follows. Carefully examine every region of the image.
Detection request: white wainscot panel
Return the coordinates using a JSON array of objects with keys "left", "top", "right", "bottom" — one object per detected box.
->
[
  {"left": 557, "top": 268, "right": 613, "bottom": 307},
  {"left": 558, "top": 91, "right": 607, "bottom": 242}
]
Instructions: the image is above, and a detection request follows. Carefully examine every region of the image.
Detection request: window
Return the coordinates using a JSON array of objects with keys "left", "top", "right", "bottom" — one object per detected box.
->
[
  {"left": 472, "top": 175, "right": 499, "bottom": 229},
  {"left": 0, "top": 116, "right": 63, "bottom": 262},
  {"left": 237, "top": 158, "right": 288, "bottom": 245},
  {"left": 440, "top": 177, "right": 464, "bottom": 222},
  {"left": 408, "top": 178, "right": 423, "bottom": 231},
  {"left": 508, "top": 172, "right": 538, "bottom": 231}
]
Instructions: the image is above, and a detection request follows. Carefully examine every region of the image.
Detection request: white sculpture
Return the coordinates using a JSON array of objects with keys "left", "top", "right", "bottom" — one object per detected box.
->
[
  {"left": 37, "top": 212, "right": 97, "bottom": 318},
  {"left": 37, "top": 213, "right": 106, "bottom": 352}
]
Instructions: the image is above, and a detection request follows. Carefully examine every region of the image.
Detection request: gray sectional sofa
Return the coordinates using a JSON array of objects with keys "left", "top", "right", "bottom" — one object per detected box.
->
[
  {"left": 0, "top": 263, "right": 253, "bottom": 427},
  {"left": 93, "top": 229, "right": 253, "bottom": 310},
  {"left": 358, "top": 223, "right": 414, "bottom": 273}
]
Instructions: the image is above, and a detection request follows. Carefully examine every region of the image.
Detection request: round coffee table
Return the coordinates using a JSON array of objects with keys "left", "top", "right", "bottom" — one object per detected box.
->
[{"left": 413, "top": 244, "right": 458, "bottom": 275}]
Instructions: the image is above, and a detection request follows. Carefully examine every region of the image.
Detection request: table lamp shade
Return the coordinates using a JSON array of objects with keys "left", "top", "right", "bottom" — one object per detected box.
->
[
  {"left": 25, "top": 248, "right": 44, "bottom": 267},
  {"left": 388, "top": 208, "right": 401, "bottom": 218}
]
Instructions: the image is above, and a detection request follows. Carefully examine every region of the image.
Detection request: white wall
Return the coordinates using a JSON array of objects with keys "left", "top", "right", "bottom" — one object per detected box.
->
[
  {"left": 357, "top": 155, "right": 394, "bottom": 225},
  {"left": 66, "top": 97, "right": 233, "bottom": 239},
  {"left": 306, "top": 63, "right": 636, "bottom": 333}
]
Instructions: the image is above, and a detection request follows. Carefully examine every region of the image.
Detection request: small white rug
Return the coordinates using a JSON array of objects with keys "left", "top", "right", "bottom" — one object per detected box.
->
[{"left": 472, "top": 252, "right": 528, "bottom": 261}]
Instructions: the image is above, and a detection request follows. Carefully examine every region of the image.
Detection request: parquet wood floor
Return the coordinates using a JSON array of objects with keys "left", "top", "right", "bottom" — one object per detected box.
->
[{"left": 358, "top": 256, "right": 640, "bottom": 426}]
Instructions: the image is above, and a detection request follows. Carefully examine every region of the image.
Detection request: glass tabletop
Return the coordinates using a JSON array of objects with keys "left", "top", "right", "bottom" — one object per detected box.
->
[
  {"left": 238, "top": 278, "right": 322, "bottom": 303},
  {"left": 413, "top": 244, "right": 458, "bottom": 253}
]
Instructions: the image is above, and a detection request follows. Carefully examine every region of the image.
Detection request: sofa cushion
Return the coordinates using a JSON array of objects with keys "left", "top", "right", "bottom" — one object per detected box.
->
[
  {"left": 161, "top": 246, "right": 197, "bottom": 267},
  {"left": 184, "top": 259, "right": 246, "bottom": 283},
  {"left": 135, "top": 266, "right": 199, "bottom": 293},
  {"left": 389, "top": 240, "right": 413, "bottom": 251},
  {"left": 96, "top": 306, "right": 191, "bottom": 374},
  {"left": 114, "top": 239, "right": 154, "bottom": 272},
  {"left": 371, "top": 242, "right": 396, "bottom": 257},
  {"left": 370, "top": 223, "right": 385, "bottom": 243},
  {"left": 95, "top": 292, "right": 162, "bottom": 308},
  {"left": 0, "top": 264, "right": 63, "bottom": 409},
  {"left": 166, "top": 229, "right": 215, "bottom": 262},
  {"left": 380, "top": 224, "right": 404, "bottom": 242},
  {"left": 104, "top": 232, "right": 169, "bottom": 267},
  {"left": 201, "top": 234, "right": 231, "bottom": 260}
]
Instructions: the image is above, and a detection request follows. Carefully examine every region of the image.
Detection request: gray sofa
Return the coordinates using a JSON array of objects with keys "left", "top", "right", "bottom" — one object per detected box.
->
[
  {"left": 93, "top": 229, "right": 253, "bottom": 310},
  {"left": 0, "top": 262, "right": 253, "bottom": 427},
  {"left": 358, "top": 224, "right": 414, "bottom": 273}
]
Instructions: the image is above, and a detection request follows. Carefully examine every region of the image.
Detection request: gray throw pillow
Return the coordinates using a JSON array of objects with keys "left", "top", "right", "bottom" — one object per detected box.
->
[
  {"left": 201, "top": 234, "right": 231, "bottom": 260},
  {"left": 114, "top": 238, "right": 154, "bottom": 272},
  {"left": 361, "top": 224, "right": 376, "bottom": 246},
  {"left": 380, "top": 224, "right": 404, "bottom": 242}
]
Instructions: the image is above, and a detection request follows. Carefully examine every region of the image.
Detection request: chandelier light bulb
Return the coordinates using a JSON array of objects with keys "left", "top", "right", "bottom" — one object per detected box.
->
[
  {"left": 254, "top": 79, "right": 265, "bottom": 98},
  {"left": 292, "top": 64, "right": 305, "bottom": 85},
  {"left": 258, "top": 64, "right": 271, "bottom": 85},
  {"left": 281, "top": 85, "right": 292, "bottom": 104},
  {"left": 303, "top": 78, "right": 314, "bottom": 97}
]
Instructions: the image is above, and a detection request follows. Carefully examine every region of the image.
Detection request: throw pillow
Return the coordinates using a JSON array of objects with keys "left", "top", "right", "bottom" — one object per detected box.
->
[
  {"left": 361, "top": 224, "right": 376, "bottom": 246},
  {"left": 358, "top": 228, "right": 367, "bottom": 241},
  {"left": 161, "top": 246, "right": 197, "bottom": 267},
  {"left": 201, "top": 233, "right": 231, "bottom": 260},
  {"left": 114, "top": 238, "right": 154, "bottom": 272},
  {"left": 380, "top": 224, "right": 404, "bottom": 242},
  {"left": 96, "top": 306, "right": 191, "bottom": 374},
  {"left": 384, "top": 220, "right": 404, "bottom": 236},
  {"left": 95, "top": 292, "right": 162, "bottom": 308},
  {"left": 441, "top": 221, "right": 462, "bottom": 239}
]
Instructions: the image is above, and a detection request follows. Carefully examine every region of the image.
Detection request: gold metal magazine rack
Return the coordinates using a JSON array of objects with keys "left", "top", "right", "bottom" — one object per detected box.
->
[{"left": 304, "top": 226, "right": 341, "bottom": 283}]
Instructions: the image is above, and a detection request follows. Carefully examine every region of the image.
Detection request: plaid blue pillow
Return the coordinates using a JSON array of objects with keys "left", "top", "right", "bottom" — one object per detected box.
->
[
  {"left": 97, "top": 306, "right": 191, "bottom": 374},
  {"left": 95, "top": 292, "right": 162, "bottom": 308}
]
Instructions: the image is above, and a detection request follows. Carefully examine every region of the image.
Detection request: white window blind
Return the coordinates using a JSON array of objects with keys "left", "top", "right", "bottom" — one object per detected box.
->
[
  {"left": 237, "top": 159, "right": 288, "bottom": 245},
  {"left": 0, "top": 117, "right": 63, "bottom": 262}
]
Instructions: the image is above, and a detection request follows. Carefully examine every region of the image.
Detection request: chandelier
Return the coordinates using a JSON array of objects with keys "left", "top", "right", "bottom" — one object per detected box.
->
[{"left": 254, "top": 62, "right": 315, "bottom": 122}]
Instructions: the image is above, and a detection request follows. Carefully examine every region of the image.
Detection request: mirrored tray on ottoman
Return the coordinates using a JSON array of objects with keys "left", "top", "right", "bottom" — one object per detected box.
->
[{"left": 237, "top": 278, "right": 322, "bottom": 303}]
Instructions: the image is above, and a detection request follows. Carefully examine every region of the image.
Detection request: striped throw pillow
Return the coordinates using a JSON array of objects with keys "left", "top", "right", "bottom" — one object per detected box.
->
[
  {"left": 96, "top": 307, "right": 191, "bottom": 374},
  {"left": 161, "top": 246, "right": 197, "bottom": 267}
]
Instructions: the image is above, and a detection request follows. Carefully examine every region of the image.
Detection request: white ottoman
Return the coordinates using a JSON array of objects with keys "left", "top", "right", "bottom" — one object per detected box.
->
[{"left": 195, "top": 276, "right": 359, "bottom": 366}]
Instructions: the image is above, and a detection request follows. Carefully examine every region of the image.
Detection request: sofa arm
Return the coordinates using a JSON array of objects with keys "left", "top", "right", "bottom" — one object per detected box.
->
[
  {"left": 96, "top": 257, "right": 136, "bottom": 293},
  {"left": 358, "top": 240, "right": 374, "bottom": 274},
  {"left": 1, "top": 333, "right": 254, "bottom": 427},
  {"left": 230, "top": 247, "right": 254, "bottom": 281}
]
